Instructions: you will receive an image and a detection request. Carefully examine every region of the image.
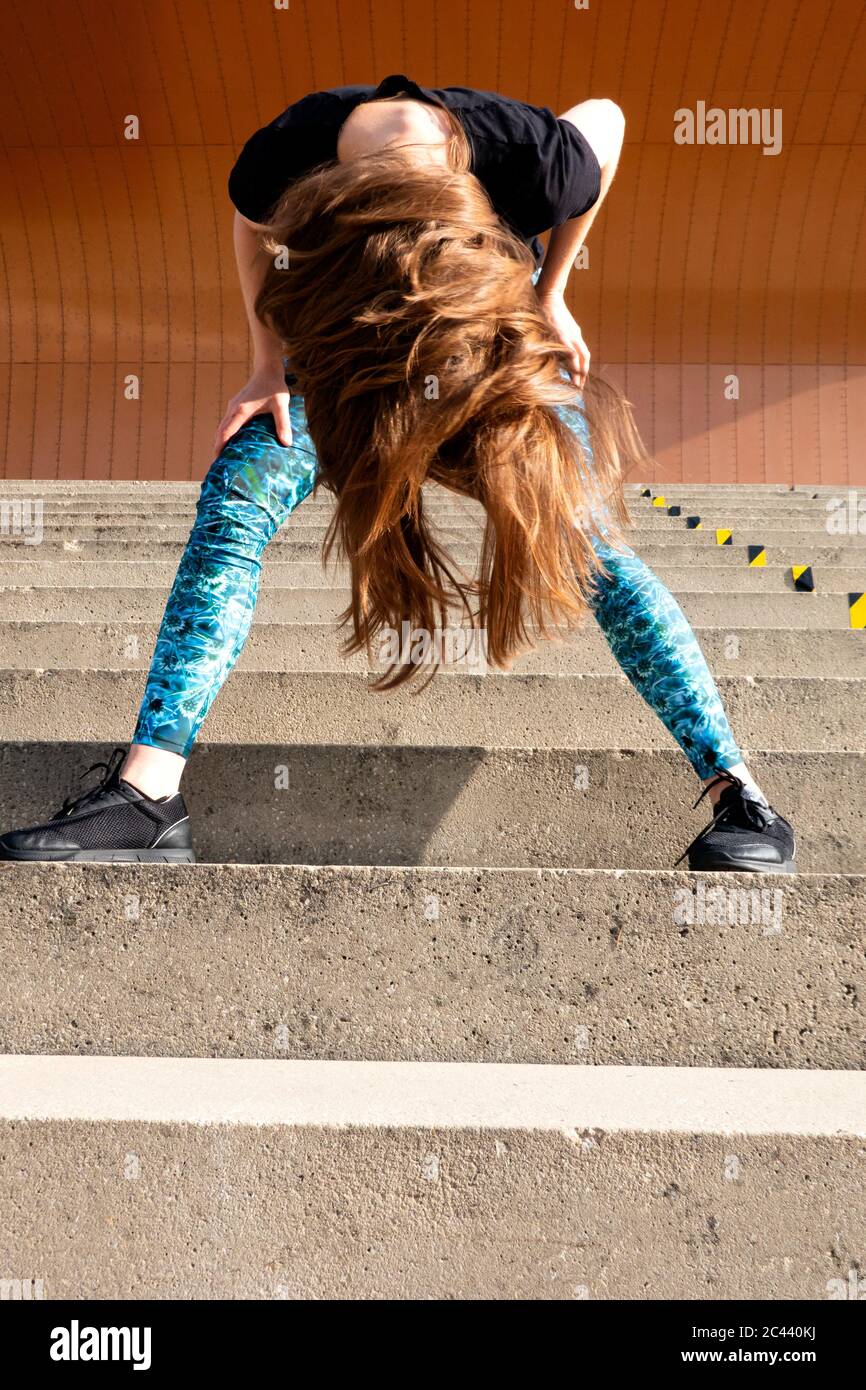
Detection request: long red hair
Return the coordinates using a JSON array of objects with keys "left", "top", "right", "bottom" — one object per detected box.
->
[{"left": 256, "top": 119, "right": 647, "bottom": 687}]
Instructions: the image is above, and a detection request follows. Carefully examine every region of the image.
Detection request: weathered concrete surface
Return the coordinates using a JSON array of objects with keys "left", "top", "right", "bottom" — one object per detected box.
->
[
  {"left": 0, "top": 478, "right": 862, "bottom": 1302},
  {"left": 1, "top": 1056, "right": 865, "bottom": 1299},
  {"left": 8, "top": 538, "right": 866, "bottom": 570},
  {"left": 6, "top": 481, "right": 842, "bottom": 496},
  {"left": 0, "top": 865, "right": 863, "bottom": 1068},
  {"left": 3, "top": 492, "right": 859, "bottom": 524},
  {"left": 3, "top": 557, "right": 864, "bottom": 595},
  {"left": 4, "top": 621, "right": 864, "bottom": 677},
  {"left": 10, "top": 533, "right": 866, "bottom": 572},
  {"left": 2, "top": 668, "right": 861, "bottom": 752},
  {"left": 1, "top": 744, "right": 861, "bottom": 872},
  {"left": 4, "top": 511, "right": 859, "bottom": 541},
  {"left": 11, "top": 499, "right": 850, "bottom": 530},
  {"left": 9, "top": 522, "right": 864, "bottom": 552},
  {"left": 1, "top": 484, "right": 854, "bottom": 507},
  {"left": 0, "top": 585, "right": 855, "bottom": 627}
]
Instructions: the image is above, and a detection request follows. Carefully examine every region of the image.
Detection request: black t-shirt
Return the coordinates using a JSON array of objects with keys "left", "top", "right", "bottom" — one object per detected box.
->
[{"left": 228, "top": 73, "right": 601, "bottom": 265}]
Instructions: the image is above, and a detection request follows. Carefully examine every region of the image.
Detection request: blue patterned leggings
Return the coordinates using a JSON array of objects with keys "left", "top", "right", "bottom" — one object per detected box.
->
[{"left": 132, "top": 390, "right": 743, "bottom": 779}]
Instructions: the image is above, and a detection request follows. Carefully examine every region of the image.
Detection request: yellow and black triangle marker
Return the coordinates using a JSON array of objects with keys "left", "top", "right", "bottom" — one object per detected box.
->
[
  {"left": 849, "top": 593, "right": 866, "bottom": 629},
  {"left": 640, "top": 487, "right": 652, "bottom": 497},
  {"left": 668, "top": 505, "right": 681, "bottom": 516},
  {"left": 716, "top": 529, "right": 733, "bottom": 545},
  {"left": 652, "top": 496, "right": 666, "bottom": 508},
  {"left": 748, "top": 546, "right": 766, "bottom": 567},
  {"left": 792, "top": 565, "right": 814, "bottom": 592},
  {"left": 686, "top": 516, "right": 703, "bottom": 530}
]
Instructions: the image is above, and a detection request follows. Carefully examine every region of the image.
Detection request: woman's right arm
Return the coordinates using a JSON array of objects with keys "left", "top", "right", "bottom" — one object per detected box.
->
[{"left": 213, "top": 210, "right": 293, "bottom": 451}]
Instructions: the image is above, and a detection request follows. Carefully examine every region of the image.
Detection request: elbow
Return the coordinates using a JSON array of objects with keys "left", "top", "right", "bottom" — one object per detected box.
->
[
  {"left": 600, "top": 98, "right": 625, "bottom": 146},
  {"left": 561, "top": 97, "right": 625, "bottom": 170},
  {"left": 591, "top": 98, "right": 624, "bottom": 168}
]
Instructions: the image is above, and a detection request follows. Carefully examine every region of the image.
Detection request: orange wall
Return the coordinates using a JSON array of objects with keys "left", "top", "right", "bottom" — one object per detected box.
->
[{"left": 1, "top": 0, "right": 864, "bottom": 483}]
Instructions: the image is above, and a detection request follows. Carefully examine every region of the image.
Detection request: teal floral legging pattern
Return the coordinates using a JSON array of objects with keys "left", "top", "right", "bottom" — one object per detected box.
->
[{"left": 132, "top": 387, "right": 743, "bottom": 780}]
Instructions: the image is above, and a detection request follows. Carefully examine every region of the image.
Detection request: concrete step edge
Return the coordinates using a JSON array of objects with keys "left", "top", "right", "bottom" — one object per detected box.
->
[
  {"left": 4, "top": 621, "right": 864, "bottom": 676},
  {"left": 2, "top": 1055, "right": 865, "bottom": 1135}
]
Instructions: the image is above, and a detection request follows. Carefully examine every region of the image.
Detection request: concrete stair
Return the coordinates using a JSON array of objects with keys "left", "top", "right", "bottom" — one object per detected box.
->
[
  {"left": 2, "top": 1054, "right": 865, "bottom": 1300},
  {"left": 1, "top": 481, "right": 864, "bottom": 1299}
]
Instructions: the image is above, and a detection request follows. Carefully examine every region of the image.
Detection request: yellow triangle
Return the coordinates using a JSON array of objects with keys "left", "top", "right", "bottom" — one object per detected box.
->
[
  {"left": 850, "top": 593, "right": 866, "bottom": 629},
  {"left": 716, "top": 529, "right": 732, "bottom": 545},
  {"left": 749, "top": 549, "right": 766, "bottom": 567},
  {"left": 792, "top": 565, "right": 808, "bottom": 581},
  {"left": 652, "top": 496, "right": 666, "bottom": 507}
]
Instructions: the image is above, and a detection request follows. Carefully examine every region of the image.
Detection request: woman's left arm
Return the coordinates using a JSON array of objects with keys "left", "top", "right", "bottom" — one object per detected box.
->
[{"left": 535, "top": 98, "right": 625, "bottom": 384}]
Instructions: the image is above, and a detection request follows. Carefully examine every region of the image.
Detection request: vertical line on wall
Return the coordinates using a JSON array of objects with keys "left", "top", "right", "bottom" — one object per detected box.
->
[
  {"left": 135, "top": 0, "right": 198, "bottom": 479},
  {"left": 368, "top": 0, "right": 378, "bottom": 79},
  {"left": 336, "top": 0, "right": 347, "bottom": 85},
  {"left": 0, "top": 54, "right": 41, "bottom": 477},
  {"left": 494, "top": 0, "right": 503, "bottom": 96},
  {"left": 677, "top": 0, "right": 730, "bottom": 483},
  {"left": 71, "top": 0, "right": 135, "bottom": 480},
  {"left": 782, "top": 1, "right": 838, "bottom": 489},
  {"left": 301, "top": 0, "right": 317, "bottom": 89},
  {"left": 633, "top": 0, "right": 671, "bottom": 477},
  {"left": 5, "top": 0, "right": 68, "bottom": 478},
  {"left": 724, "top": 1, "right": 769, "bottom": 484},
  {"left": 759, "top": 0, "right": 815, "bottom": 489},
  {"left": 105, "top": 3, "right": 150, "bottom": 482},
  {"left": 525, "top": 0, "right": 536, "bottom": 101},
  {"left": 177, "top": 0, "right": 228, "bottom": 484},
  {"left": 553, "top": 0, "right": 567, "bottom": 115},
  {"left": 814, "top": 13, "right": 866, "bottom": 487}
]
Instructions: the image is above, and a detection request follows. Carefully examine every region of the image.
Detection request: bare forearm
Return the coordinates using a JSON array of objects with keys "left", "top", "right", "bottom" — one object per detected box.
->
[
  {"left": 233, "top": 211, "right": 285, "bottom": 367},
  {"left": 536, "top": 98, "right": 624, "bottom": 298},
  {"left": 536, "top": 166, "right": 613, "bottom": 296}
]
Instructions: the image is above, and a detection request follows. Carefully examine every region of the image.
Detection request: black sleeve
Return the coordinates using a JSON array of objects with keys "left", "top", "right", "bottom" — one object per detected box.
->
[
  {"left": 227, "top": 91, "right": 345, "bottom": 223},
  {"left": 555, "top": 118, "right": 602, "bottom": 221},
  {"left": 468, "top": 93, "right": 602, "bottom": 237}
]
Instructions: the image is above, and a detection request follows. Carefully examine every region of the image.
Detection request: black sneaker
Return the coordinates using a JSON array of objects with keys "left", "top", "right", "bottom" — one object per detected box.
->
[
  {"left": 676, "top": 771, "right": 796, "bottom": 874},
  {"left": 0, "top": 749, "right": 195, "bottom": 863}
]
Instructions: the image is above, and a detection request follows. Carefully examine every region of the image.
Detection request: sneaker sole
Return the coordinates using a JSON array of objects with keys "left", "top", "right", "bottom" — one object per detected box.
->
[
  {"left": 685, "top": 855, "right": 797, "bottom": 874},
  {"left": 0, "top": 847, "right": 196, "bottom": 863}
]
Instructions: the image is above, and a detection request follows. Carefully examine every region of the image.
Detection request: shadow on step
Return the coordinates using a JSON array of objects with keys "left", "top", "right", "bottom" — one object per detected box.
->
[{"left": 0, "top": 743, "right": 861, "bottom": 871}]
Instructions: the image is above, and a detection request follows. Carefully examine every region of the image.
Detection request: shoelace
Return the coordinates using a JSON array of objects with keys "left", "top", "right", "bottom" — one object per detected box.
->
[
  {"left": 58, "top": 748, "right": 128, "bottom": 818},
  {"left": 674, "top": 768, "right": 770, "bottom": 866}
]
